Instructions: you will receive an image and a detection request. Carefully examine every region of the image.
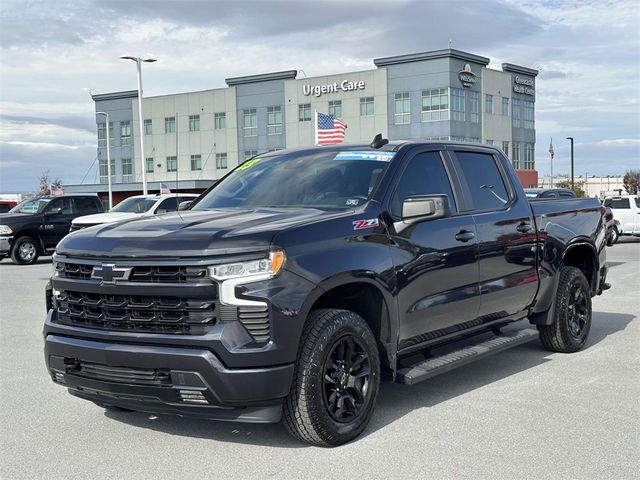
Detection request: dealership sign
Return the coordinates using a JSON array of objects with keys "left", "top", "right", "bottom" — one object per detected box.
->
[
  {"left": 513, "top": 75, "right": 535, "bottom": 95},
  {"left": 303, "top": 80, "right": 366, "bottom": 97},
  {"left": 458, "top": 64, "right": 476, "bottom": 88}
]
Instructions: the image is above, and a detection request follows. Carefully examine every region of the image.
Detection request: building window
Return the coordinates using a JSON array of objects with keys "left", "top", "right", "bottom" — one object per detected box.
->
[
  {"left": 524, "top": 143, "right": 535, "bottom": 169},
  {"left": 421, "top": 88, "right": 449, "bottom": 122},
  {"left": 469, "top": 91, "right": 479, "bottom": 123},
  {"left": 524, "top": 101, "right": 534, "bottom": 129},
  {"left": 360, "top": 97, "right": 374, "bottom": 116},
  {"left": 122, "top": 158, "right": 133, "bottom": 182},
  {"left": 485, "top": 94, "right": 493, "bottom": 114},
  {"left": 244, "top": 150, "right": 258, "bottom": 161},
  {"left": 243, "top": 108, "right": 257, "bottom": 136},
  {"left": 486, "top": 139, "right": 494, "bottom": 145},
  {"left": 328, "top": 100, "right": 342, "bottom": 117},
  {"left": 298, "top": 103, "right": 311, "bottom": 122},
  {"left": 216, "top": 153, "right": 227, "bottom": 169},
  {"left": 165, "top": 116, "right": 176, "bottom": 133},
  {"left": 97, "top": 123, "right": 107, "bottom": 147},
  {"left": 146, "top": 157, "right": 154, "bottom": 173},
  {"left": 120, "top": 120, "right": 132, "bottom": 146},
  {"left": 214, "top": 112, "right": 226, "bottom": 130},
  {"left": 502, "top": 97, "right": 509, "bottom": 116},
  {"left": 502, "top": 141, "right": 509, "bottom": 156},
  {"left": 394, "top": 92, "right": 410, "bottom": 125},
  {"left": 189, "top": 115, "right": 200, "bottom": 132},
  {"left": 190, "top": 154, "right": 202, "bottom": 171},
  {"left": 512, "top": 99, "right": 521, "bottom": 128},
  {"left": 512, "top": 143, "right": 521, "bottom": 169},
  {"left": 144, "top": 119, "right": 152, "bottom": 135},
  {"left": 99, "top": 158, "right": 108, "bottom": 183},
  {"left": 166, "top": 156, "right": 177, "bottom": 172},
  {"left": 267, "top": 106, "right": 282, "bottom": 135},
  {"left": 451, "top": 88, "right": 465, "bottom": 121}
]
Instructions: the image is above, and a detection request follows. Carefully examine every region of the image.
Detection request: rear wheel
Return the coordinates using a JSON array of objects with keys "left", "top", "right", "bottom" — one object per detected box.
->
[
  {"left": 538, "top": 267, "right": 592, "bottom": 353},
  {"left": 11, "top": 236, "right": 40, "bottom": 265},
  {"left": 607, "top": 226, "right": 619, "bottom": 246},
  {"left": 283, "top": 309, "right": 380, "bottom": 447}
]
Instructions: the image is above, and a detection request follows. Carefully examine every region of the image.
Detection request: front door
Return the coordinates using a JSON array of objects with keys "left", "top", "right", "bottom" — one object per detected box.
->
[
  {"left": 40, "top": 197, "right": 74, "bottom": 248},
  {"left": 386, "top": 149, "right": 480, "bottom": 349}
]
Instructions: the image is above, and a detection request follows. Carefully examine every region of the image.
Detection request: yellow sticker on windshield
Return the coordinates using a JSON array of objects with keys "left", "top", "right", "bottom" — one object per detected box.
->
[{"left": 236, "top": 158, "right": 261, "bottom": 171}]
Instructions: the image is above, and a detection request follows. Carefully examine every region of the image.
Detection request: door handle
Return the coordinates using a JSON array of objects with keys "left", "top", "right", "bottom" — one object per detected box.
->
[
  {"left": 455, "top": 230, "right": 475, "bottom": 242},
  {"left": 516, "top": 222, "right": 533, "bottom": 233}
]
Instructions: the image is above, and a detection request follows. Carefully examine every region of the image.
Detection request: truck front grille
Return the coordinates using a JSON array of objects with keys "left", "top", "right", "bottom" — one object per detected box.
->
[
  {"left": 54, "top": 290, "right": 217, "bottom": 335},
  {"left": 56, "top": 262, "right": 210, "bottom": 284}
]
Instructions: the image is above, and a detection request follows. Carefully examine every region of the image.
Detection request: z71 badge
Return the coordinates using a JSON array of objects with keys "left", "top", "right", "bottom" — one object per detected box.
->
[{"left": 352, "top": 218, "right": 379, "bottom": 230}]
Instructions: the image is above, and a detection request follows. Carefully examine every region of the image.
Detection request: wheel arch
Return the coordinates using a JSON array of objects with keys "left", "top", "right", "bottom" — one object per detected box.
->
[
  {"left": 561, "top": 240, "right": 599, "bottom": 293},
  {"left": 11, "top": 229, "right": 45, "bottom": 254}
]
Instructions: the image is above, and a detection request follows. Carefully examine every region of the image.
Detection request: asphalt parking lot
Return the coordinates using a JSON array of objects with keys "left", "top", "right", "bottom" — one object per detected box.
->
[{"left": 1, "top": 239, "right": 638, "bottom": 480}]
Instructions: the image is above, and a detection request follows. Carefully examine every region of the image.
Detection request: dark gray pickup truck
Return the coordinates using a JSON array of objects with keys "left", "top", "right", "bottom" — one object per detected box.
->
[{"left": 44, "top": 140, "right": 609, "bottom": 446}]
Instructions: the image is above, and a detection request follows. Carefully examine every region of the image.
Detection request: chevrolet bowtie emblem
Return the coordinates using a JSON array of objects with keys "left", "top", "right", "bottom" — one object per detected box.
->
[{"left": 91, "top": 264, "right": 132, "bottom": 284}]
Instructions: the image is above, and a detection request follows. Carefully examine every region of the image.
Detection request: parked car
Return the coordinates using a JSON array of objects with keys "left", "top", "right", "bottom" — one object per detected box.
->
[
  {"left": 0, "top": 195, "right": 103, "bottom": 264},
  {"left": 524, "top": 187, "right": 577, "bottom": 200},
  {"left": 44, "top": 141, "right": 608, "bottom": 446},
  {"left": 0, "top": 200, "right": 18, "bottom": 213},
  {"left": 603, "top": 195, "right": 640, "bottom": 242},
  {"left": 69, "top": 193, "right": 200, "bottom": 232}
]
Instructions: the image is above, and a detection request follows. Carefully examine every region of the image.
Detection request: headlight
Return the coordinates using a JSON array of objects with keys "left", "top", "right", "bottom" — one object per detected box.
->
[
  {"left": 209, "top": 251, "right": 285, "bottom": 281},
  {"left": 0, "top": 225, "right": 12, "bottom": 235},
  {"left": 51, "top": 258, "right": 63, "bottom": 277}
]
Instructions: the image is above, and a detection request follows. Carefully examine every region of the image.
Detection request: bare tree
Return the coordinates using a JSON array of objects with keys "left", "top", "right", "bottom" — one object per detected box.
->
[
  {"left": 36, "top": 170, "right": 51, "bottom": 196},
  {"left": 623, "top": 169, "right": 640, "bottom": 195}
]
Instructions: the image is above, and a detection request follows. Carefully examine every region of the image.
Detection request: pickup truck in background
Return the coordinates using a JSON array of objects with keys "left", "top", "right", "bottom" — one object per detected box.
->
[
  {"left": 603, "top": 195, "right": 640, "bottom": 243},
  {"left": 44, "top": 140, "right": 609, "bottom": 447}
]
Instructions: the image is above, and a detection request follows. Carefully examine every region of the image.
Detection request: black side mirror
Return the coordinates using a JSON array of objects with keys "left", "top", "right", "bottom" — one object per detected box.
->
[
  {"left": 178, "top": 201, "right": 192, "bottom": 211},
  {"left": 46, "top": 207, "right": 63, "bottom": 216}
]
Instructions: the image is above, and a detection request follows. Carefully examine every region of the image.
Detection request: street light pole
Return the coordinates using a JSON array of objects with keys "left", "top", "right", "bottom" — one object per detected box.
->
[
  {"left": 120, "top": 55, "right": 157, "bottom": 195},
  {"left": 96, "top": 111, "right": 112, "bottom": 210},
  {"left": 566, "top": 136, "right": 574, "bottom": 190}
]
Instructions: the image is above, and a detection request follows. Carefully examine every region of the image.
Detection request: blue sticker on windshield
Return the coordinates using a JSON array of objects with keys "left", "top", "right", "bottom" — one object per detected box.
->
[{"left": 334, "top": 151, "right": 396, "bottom": 162}]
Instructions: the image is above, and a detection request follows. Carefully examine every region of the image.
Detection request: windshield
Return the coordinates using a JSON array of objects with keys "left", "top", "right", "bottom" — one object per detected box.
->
[
  {"left": 10, "top": 198, "right": 52, "bottom": 214},
  {"left": 193, "top": 150, "right": 394, "bottom": 210},
  {"left": 111, "top": 197, "right": 157, "bottom": 213}
]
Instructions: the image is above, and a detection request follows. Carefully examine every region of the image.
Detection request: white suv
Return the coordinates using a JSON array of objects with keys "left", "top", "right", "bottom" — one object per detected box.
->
[
  {"left": 603, "top": 195, "right": 640, "bottom": 242},
  {"left": 70, "top": 193, "right": 199, "bottom": 232}
]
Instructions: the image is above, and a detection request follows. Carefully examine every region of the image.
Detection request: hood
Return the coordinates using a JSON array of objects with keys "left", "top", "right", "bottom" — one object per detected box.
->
[
  {"left": 0, "top": 212, "right": 35, "bottom": 224},
  {"left": 58, "top": 207, "right": 348, "bottom": 258},
  {"left": 73, "top": 212, "right": 139, "bottom": 225}
]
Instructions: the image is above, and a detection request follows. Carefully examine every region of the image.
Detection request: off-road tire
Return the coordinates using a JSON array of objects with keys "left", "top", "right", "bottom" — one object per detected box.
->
[
  {"left": 538, "top": 267, "right": 592, "bottom": 353},
  {"left": 11, "top": 236, "right": 40, "bottom": 265},
  {"left": 283, "top": 309, "right": 380, "bottom": 447}
]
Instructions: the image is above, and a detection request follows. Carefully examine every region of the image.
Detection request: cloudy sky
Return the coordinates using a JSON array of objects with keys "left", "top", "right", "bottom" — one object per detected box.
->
[{"left": 1, "top": 0, "right": 639, "bottom": 193}]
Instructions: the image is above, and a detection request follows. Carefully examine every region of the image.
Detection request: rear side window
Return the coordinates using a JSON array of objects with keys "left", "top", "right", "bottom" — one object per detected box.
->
[
  {"left": 391, "top": 152, "right": 456, "bottom": 217},
  {"left": 74, "top": 197, "right": 99, "bottom": 214},
  {"left": 610, "top": 198, "right": 630, "bottom": 209},
  {"left": 455, "top": 152, "right": 509, "bottom": 211}
]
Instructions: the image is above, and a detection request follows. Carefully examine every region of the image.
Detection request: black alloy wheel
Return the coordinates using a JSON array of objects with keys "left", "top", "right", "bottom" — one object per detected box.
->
[{"left": 567, "top": 282, "right": 589, "bottom": 339}]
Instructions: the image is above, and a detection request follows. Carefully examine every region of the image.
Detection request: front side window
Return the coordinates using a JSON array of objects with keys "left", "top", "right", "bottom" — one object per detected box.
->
[
  {"left": 165, "top": 116, "right": 176, "bottom": 133},
  {"left": 190, "top": 154, "right": 202, "bottom": 171},
  {"left": 214, "top": 112, "right": 226, "bottom": 129},
  {"left": 111, "top": 197, "right": 157, "bottom": 213},
  {"left": 192, "top": 150, "right": 391, "bottom": 210},
  {"left": 121, "top": 158, "right": 133, "bottom": 182},
  {"left": 189, "top": 114, "right": 200, "bottom": 132},
  {"left": 267, "top": 106, "right": 282, "bottom": 135},
  {"left": 360, "top": 97, "right": 374, "bottom": 116},
  {"left": 421, "top": 88, "right": 449, "bottom": 122},
  {"left": 298, "top": 103, "right": 311, "bottom": 122},
  {"left": 391, "top": 151, "right": 456, "bottom": 217},
  {"left": 216, "top": 153, "right": 228, "bottom": 169},
  {"left": 167, "top": 156, "right": 177, "bottom": 172},
  {"left": 144, "top": 119, "right": 152, "bottom": 135},
  {"left": 486, "top": 94, "right": 493, "bottom": 114},
  {"left": 156, "top": 197, "right": 179, "bottom": 213},
  {"left": 120, "top": 120, "right": 131, "bottom": 146},
  {"left": 394, "top": 92, "right": 410, "bottom": 125},
  {"left": 328, "top": 100, "right": 342, "bottom": 118},
  {"left": 469, "top": 91, "right": 479, "bottom": 123},
  {"left": 243, "top": 108, "right": 257, "bottom": 136},
  {"left": 455, "top": 151, "right": 510, "bottom": 211},
  {"left": 451, "top": 88, "right": 465, "bottom": 121}
]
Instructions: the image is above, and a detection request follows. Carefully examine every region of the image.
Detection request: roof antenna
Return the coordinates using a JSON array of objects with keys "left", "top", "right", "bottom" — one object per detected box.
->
[{"left": 370, "top": 133, "right": 389, "bottom": 149}]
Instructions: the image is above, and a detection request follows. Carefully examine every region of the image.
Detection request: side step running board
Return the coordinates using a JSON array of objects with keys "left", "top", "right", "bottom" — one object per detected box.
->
[{"left": 396, "top": 328, "right": 539, "bottom": 385}]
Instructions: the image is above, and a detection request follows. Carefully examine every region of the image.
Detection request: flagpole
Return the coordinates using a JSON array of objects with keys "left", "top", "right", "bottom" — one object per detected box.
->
[
  {"left": 314, "top": 109, "right": 318, "bottom": 146},
  {"left": 550, "top": 137, "right": 554, "bottom": 188}
]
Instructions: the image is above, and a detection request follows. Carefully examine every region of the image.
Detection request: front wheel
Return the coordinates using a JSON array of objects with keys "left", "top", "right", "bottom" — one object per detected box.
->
[
  {"left": 283, "top": 309, "right": 380, "bottom": 447},
  {"left": 11, "top": 236, "right": 40, "bottom": 265},
  {"left": 538, "top": 267, "right": 592, "bottom": 353}
]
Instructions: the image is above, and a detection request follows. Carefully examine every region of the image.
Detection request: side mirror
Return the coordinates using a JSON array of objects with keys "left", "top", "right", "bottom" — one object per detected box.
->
[
  {"left": 178, "top": 201, "right": 192, "bottom": 211},
  {"left": 46, "top": 207, "right": 63, "bottom": 216},
  {"left": 401, "top": 195, "right": 449, "bottom": 222}
]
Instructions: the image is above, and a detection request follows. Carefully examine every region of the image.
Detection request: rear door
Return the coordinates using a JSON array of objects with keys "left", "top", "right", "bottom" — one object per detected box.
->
[
  {"left": 386, "top": 148, "right": 480, "bottom": 348},
  {"left": 449, "top": 148, "right": 538, "bottom": 319}
]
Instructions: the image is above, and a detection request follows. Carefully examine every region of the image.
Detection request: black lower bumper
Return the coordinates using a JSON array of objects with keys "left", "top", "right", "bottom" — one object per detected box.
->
[{"left": 44, "top": 334, "right": 294, "bottom": 423}]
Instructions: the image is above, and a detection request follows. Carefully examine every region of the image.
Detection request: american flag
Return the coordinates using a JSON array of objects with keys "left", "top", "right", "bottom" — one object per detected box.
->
[
  {"left": 549, "top": 138, "right": 554, "bottom": 159},
  {"left": 316, "top": 112, "right": 347, "bottom": 145}
]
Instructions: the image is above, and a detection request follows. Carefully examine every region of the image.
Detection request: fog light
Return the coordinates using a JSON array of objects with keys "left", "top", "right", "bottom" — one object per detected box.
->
[
  {"left": 52, "top": 371, "right": 66, "bottom": 384},
  {"left": 177, "top": 389, "right": 208, "bottom": 404}
]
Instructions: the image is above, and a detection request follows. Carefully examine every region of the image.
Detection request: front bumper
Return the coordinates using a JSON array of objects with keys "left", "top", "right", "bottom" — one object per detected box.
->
[
  {"left": 44, "top": 333, "right": 294, "bottom": 423},
  {"left": 0, "top": 235, "right": 13, "bottom": 255}
]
